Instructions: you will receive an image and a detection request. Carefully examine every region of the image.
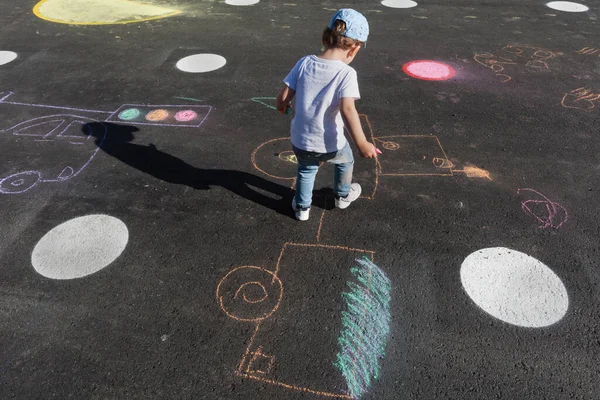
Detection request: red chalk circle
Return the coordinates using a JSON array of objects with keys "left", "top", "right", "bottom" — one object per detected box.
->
[{"left": 402, "top": 60, "right": 455, "bottom": 81}]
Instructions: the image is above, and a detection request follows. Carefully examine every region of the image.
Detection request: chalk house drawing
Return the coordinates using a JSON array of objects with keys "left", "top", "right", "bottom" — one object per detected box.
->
[
  {"left": 217, "top": 243, "right": 391, "bottom": 399},
  {"left": 0, "top": 91, "right": 212, "bottom": 194},
  {"left": 33, "top": 0, "right": 181, "bottom": 25}
]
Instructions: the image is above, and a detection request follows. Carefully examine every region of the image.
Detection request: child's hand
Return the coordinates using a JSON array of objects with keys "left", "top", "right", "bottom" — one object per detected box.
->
[
  {"left": 278, "top": 104, "right": 292, "bottom": 115},
  {"left": 358, "top": 142, "right": 378, "bottom": 158}
]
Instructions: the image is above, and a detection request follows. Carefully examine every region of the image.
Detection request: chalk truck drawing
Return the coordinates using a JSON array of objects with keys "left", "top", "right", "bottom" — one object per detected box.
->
[
  {"left": 217, "top": 242, "right": 391, "bottom": 399},
  {"left": 0, "top": 91, "right": 211, "bottom": 194}
]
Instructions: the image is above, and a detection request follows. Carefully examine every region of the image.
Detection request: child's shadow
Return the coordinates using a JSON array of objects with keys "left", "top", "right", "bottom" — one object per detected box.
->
[{"left": 84, "top": 122, "right": 332, "bottom": 218}]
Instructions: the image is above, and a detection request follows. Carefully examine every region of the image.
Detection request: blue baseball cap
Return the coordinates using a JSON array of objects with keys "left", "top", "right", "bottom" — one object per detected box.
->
[{"left": 328, "top": 9, "right": 369, "bottom": 43}]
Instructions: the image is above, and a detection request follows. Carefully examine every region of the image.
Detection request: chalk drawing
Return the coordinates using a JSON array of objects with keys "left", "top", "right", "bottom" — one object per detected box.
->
[
  {"left": 0, "top": 115, "right": 107, "bottom": 194},
  {"left": 252, "top": 133, "right": 379, "bottom": 202},
  {"left": 381, "top": 0, "right": 417, "bottom": 8},
  {"left": 575, "top": 47, "right": 599, "bottom": 56},
  {"left": 226, "top": 0, "right": 260, "bottom": 5},
  {"left": 517, "top": 188, "right": 568, "bottom": 229},
  {"left": 31, "top": 214, "right": 129, "bottom": 279},
  {"left": 373, "top": 134, "right": 453, "bottom": 176},
  {"left": 106, "top": 104, "right": 211, "bottom": 127},
  {"left": 0, "top": 51, "right": 17, "bottom": 66},
  {"left": 252, "top": 138, "right": 298, "bottom": 181},
  {"left": 474, "top": 44, "right": 560, "bottom": 82},
  {"left": 561, "top": 87, "right": 600, "bottom": 110},
  {"left": 33, "top": 0, "right": 181, "bottom": 25},
  {"left": 453, "top": 165, "right": 492, "bottom": 180},
  {"left": 173, "top": 96, "right": 203, "bottom": 102},
  {"left": 217, "top": 266, "right": 283, "bottom": 322},
  {"left": 335, "top": 257, "right": 391, "bottom": 399},
  {"left": 251, "top": 97, "right": 278, "bottom": 111},
  {"left": 402, "top": 60, "right": 455, "bottom": 81},
  {"left": 118, "top": 108, "right": 140, "bottom": 120},
  {"left": 174, "top": 110, "right": 198, "bottom": 122},
  {"left": 145, "top": 109, "right": 169, "bottom": 121},
  {"left": 176, "top": 54, "right": 227, "bottom": 73},
  {"left": 277, "top": 151, "right": 297, "bottom": 164},
  {"left": 461, "top": 247, "right": 569, "bottom": 327},
  {"left": 218, "top": 242, "right": 377, "bottom": 399},
  {"left": 546, "top": 1, "right": 589, "bottom": 12},
  {"left": 0, "top": 92, "right": 212, "bottom": 193}
]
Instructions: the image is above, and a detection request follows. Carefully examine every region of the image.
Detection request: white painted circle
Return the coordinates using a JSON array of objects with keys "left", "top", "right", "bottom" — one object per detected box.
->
[
  {"left": 32, "top": 215, "right": 129, "bottom": 280},
  {"left": 225, "top": 0, "right": 260, "bottom": 5},
  {"left": 176, "top": 54, "right": 227, "bottom": 73},
  {"left": 546, "top": 1, "right": 589, "bottom": 12},
  {"left": 460, "top": 247, "right": 568, "bottom": 328},
  {"left": 0, "top": 51, "right": 17, "bottom": 66},
  {"left": 382, "top": 0, "right": 418, "bottom": 8}
]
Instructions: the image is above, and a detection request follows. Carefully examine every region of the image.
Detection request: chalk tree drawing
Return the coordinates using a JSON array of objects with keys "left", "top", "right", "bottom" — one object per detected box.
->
[
  {"left": 0, "top": 91, "right": 212, "bottom": 194},
  {"left": 517, "top": 188, "right": 568, "bottom": 229},
  {"left": 217, "top": 243, "right": 387, "bottom": 399},
  {"left": 335, "top": 257, "right": 391, "bottom": 399},
  {"left": 474, "top": 44, "right": 560, "bottom": 82},
  {"left": 33, "top": 0, "right": 180, "bottom": 25},
  {"left": 561, "top": 87, "right": 600, "bottom": 110}
]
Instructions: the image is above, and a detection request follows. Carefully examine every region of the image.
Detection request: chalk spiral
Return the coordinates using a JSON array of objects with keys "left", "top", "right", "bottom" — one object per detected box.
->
[{"left": 216, "top": 266, "right": 283, "bottom": 322}]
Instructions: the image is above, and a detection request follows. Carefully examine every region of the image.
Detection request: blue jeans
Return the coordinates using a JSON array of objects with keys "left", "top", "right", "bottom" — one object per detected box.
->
[{"left": 293, "top": 142, "right": 354, "bottom": 209}]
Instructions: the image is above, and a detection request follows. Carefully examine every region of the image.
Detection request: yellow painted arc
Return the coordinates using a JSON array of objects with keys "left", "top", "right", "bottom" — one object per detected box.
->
[{"left": 33, "top": 0, "right": 181, "bottom": 25}]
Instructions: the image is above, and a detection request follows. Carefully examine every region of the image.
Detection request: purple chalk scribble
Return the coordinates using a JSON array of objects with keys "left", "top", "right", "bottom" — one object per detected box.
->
[{"left": 517, "top": 188, "right": 568, "bottom": 229}]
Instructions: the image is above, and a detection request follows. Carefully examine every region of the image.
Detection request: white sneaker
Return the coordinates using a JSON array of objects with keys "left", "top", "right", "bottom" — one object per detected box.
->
[
  {"left": 335, "top": 183, "right": 362, "bottom": 209},
  {"left": 292, "top": 198, "right": 310, "bottom": 221}
]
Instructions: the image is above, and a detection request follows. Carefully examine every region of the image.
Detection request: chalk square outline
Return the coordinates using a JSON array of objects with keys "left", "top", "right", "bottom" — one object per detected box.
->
[
  {"left": 372, "top": 134, "right": 454, "bottom": 177},
  {"left": 106, "top": 104, "right": 212, "bottom": 127},
  {"left": 234, "top": 242, "right": 375, "bottom": 399},
  {"left": 245, "top": 347, "right": 275, "bottom": 376}
]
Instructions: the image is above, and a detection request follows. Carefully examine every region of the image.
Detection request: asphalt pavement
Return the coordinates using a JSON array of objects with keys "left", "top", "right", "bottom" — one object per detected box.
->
[{"left": 0, "top": 0, "right": 599, "bottom": 399}]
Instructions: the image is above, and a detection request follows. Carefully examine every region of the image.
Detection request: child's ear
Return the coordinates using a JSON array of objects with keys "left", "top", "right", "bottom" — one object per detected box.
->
[{"left": 348, "top": 44, "right": 361, "bottom": 58}]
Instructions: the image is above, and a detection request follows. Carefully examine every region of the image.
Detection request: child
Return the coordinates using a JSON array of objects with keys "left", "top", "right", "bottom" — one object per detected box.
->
[{"left": 276, "top": 8, "right": 378, "bottom": 221}]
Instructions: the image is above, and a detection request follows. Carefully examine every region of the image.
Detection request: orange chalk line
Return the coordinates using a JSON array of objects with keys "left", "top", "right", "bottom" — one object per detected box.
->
[
  {"left": 238, "top": 322, "right": 262, "bottom": 372},
  {"left": 251, "top": 137, "right": 296, "bottom": 181},
  {"left": 380, "top": 172, "right": 454, "bottom": 176},
  {"left": 316, "top": 202, "right": 328, "bottom": 243},
  {"left": 273, "top": 242, "right": 375, "bottom": 279},
  {"left": 235, "top": 281, "right": 268, "bottom": 304},
  {"left": 235, "top": 372, "right": 355, "bottom": 399},
  {"left": 576, "top": 47, "right": 599, "bottom": 55},
  {"left": 434, "top": 135, "right": 454, "bottom": 176}
]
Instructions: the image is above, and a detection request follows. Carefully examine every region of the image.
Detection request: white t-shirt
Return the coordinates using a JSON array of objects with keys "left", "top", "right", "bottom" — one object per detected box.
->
[{"left": 283, "top": 55, "right": 360, "bottom": 153}]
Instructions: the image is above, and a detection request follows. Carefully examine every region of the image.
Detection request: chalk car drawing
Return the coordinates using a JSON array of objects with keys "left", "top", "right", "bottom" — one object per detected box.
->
[{"left": 0, "top": 115, "right": 107, "bottom": 194}]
